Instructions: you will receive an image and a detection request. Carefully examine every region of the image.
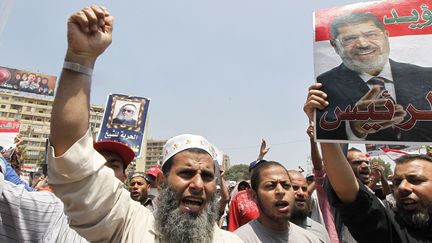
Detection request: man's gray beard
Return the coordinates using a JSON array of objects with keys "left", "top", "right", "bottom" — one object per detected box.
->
[
  {"left": 155, "top": 183, "right": 218, "bottom": 243},
  {"left": 397, "top": 204, "right": 431, "bottom": 230}
]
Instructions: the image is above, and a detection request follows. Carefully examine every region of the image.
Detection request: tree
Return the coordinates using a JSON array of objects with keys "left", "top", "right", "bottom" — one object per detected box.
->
[{"left": 224, "top": 164, "right": 249, "bottom": 181}]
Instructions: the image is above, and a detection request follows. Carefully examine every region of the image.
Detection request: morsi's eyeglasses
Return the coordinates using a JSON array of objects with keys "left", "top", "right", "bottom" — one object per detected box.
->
[{"left": 337, "top": 30, "right": 384, "bottom": 46}]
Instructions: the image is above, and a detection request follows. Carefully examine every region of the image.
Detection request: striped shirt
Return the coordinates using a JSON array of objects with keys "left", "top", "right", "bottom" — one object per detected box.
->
[{"left": 0, "top": 173, "right": 88, "bottom": 243}]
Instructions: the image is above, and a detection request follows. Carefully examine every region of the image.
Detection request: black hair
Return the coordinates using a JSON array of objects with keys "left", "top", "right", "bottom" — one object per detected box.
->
[
  {"left": 394, "top": 154, "right": 432, "bottom": 165},
  {"left": 330, "top": 12, "right": 385, "bottom": 40},
  {"left": 250, "top": 161, "right": 289, "bottom": 192}
]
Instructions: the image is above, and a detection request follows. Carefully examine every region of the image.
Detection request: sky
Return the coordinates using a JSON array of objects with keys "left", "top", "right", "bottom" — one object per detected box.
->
[{"left": 0, "top": 0, "right": 372, "bottom": 171}]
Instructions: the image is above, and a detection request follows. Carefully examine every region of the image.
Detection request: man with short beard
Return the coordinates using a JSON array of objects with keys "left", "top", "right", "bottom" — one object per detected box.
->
[
  {"left": 129, "top": 172, "right": 155, "bottom": 211},
  {"left": 288, "top": 170, "right": 330, "bottom": 243},
  {"left": 316, "top": 141, "right": 432, "bottom": 242},
  {"left": 234, "top": 161, "right": 320, "bottom": 242},
  {"left": 48, "top": 6, "right": 243, "bottom": 243},
  {"left": 305, "top": 88, "right": 432, "bottom": 243},
  {"left": 314, "top": 11, "right": 432, "bottom": 142}
]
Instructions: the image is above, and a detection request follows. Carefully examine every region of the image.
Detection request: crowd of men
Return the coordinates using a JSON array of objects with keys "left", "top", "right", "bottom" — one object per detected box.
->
[{"left": 0, "top": 5, "right": 430, "bottom": 243}]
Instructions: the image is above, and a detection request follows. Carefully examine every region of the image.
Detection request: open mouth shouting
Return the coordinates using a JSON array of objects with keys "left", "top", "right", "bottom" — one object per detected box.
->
[
  {"left": 400, "top": 198, "right": 419, "bottom": 211},
  {"left": 274, "top": 200, "right": 290, "bottom": 213},
  {"left": 180, "top": 196, "right": 205, "bottom": 214}
]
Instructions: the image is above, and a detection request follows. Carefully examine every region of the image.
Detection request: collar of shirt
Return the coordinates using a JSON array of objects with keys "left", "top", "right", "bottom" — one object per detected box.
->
[
  {"left": 358, "top": 61, "right": 397, "bottom": 100},
  {"left": 358, "top": 61, "right": 393, "bottom": 82}
]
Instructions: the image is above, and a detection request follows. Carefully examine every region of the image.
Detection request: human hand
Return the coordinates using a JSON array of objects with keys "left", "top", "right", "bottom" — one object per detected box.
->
[
  {"left": 370, "top": 163, "right": 384, "bottom": 179},
  {"left": 257, "top": 139, "right": 270, "bottom": 160},
  {"left": 350, "top": 86, "right": 406, "bottom": 138},
  {"left": 66, "top": 6, "right": 113, "bottom": 64},
  {"left": 14, "top": 134, "right": 23, "bottom": 145},
  {"left": 304, "top": 83, "right": 328, "bottom": 122}
]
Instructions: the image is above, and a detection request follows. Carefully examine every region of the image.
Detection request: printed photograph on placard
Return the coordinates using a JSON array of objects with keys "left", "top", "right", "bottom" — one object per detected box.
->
[
  {"left": 97, "top": 93, "right": 150, "bottom": 158},
  {"left": 314, "top": 0, "right": 432, "bottom": 144}
]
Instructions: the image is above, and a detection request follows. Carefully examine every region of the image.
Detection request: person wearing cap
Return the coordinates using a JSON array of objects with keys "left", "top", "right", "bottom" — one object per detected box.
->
[
  {"left": 48, "top": 6, "right": 242, "bottom": 242},
  {"left": 129, "top": 172, "right": 155, "bottom": 211},
  {"left": 228, "top": 139, "right": 269, "bottom": 232},
  {"left": 93, "top": 139, "right": 135, "bottom": 182},
  {"left": 145, "top": 166, "right": 163, "bottom": 199}
]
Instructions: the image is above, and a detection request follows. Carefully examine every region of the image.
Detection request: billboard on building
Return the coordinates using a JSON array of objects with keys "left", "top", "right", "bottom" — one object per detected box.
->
[
  {"left": 0, "top": 65, "right": 57, "bottom": 96},
  {"left": 0, "top": 119, "right": 21, "bottom": 159},
  {"left": 97, "top": 94, "right": 150, "bottom": 158}
]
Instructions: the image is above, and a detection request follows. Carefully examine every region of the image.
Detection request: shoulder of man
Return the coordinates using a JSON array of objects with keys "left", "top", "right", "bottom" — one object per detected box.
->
[
  {"left": 316, "top": 63, "right": 351, "bottom": 83},
  {"left": 289, "top": 222, "right": 322, "bottom": 243},
  {"left": 214, "top": 225, "right": 244, "bottom": 243},
  {"left": 390, "top": 59, "right": 432, "bottom": 73},
  {"left": 233, "top": 220, "right": 259, "bottom": 243}
]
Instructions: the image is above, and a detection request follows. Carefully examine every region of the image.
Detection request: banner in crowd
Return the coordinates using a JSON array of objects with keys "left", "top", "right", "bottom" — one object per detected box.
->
[
  {"left": 0, "top": 120, "right": 21, "bottom": 158},
  {"left": 314, "top": 0, "right": 432, "bottom": 144},
  {"left": 365, "top": 144, "right": 421, "bottom": 157},
  {"left": 97, "top": 94, "right": 150, "bottom": 158},
  {"left": 0, "top": 65, "right": 57, "bottom": 96}
]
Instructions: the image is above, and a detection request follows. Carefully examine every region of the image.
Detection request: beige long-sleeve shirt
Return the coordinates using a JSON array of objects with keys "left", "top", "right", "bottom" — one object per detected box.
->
[{"left": 48, "top": 129, "right": 243, "bottom": 243}]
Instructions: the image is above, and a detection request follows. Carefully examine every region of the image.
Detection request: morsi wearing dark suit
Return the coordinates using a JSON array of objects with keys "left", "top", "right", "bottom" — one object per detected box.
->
[{"left": 316, "top": 59, "right": 432, "bottom": 142}]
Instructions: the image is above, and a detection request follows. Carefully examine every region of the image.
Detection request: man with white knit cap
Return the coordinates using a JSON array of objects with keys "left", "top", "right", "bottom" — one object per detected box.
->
[{"left": 48, "top": 6, "right": 243, "bottom": 243}]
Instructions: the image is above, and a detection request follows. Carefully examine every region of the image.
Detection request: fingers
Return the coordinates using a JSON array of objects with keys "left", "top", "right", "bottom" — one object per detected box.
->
[
  {"left": 306, "top": 124, "right": 314, "bottom": 138},
  {"left": 69, "top": 5, "right": 110, "bottom": 33},
  {"left": 358, "top": 86, "right": 382, "bottom": 102},
  {"left": 304, "top": 83, "right": 328, "bottom": 114}
]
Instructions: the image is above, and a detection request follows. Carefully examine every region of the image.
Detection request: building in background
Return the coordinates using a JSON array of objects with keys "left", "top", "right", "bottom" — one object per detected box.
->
[
  {"left": 145, "top": 139, "right": 166, "bottom": 168},
  {"left": 0, "top": 90, "right": 104, "bottom": 167}
]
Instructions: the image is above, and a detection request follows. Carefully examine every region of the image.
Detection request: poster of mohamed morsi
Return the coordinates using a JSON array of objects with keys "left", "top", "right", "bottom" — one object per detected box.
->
[{"left": 314, "top": 0, "right": 432, "bottom": 144}]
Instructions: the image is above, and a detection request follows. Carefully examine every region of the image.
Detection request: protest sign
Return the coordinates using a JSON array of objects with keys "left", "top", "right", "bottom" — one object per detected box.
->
[{"left": 314, "top": 0, "right": 432, "bottom": 144}]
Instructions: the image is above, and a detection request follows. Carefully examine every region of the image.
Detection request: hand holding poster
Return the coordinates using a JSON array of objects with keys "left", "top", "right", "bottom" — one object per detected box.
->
[
  {"left": 314, "top": 0, "right": 432, "bottom": 144},
  {"left": 97, "top": 94, "right": 150, "bottom": 158}
]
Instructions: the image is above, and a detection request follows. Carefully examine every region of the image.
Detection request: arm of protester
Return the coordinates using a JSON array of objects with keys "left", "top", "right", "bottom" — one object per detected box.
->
[
  {"left": 307, "top": 124, "right": 323, "bottom": 172},
  {"left": 257, "top": 139, "right": 270, "bottom": 160},
  {"left": 50, "top": 5, "right": 113, "bottom": 156},
  {"left": 371, "top": 164, "right": 391, "bottom": 196},
  {"left": 14, "top": 134, "right": 24, "bottom": 145},
  {"left": 320, "top": 143, "right": 359, "bottom": 203},
  {"left": 218, "top": 168, "right": 230, "bottom": 216},
  {"left": 304, "top": 83, "right": 359, "bottom": 203},
  {"left": 48, "top": 7, "right": 154, "bottom": 242},
  {"left": 307, "top": 180, "right": 316, "bottom": 197}
]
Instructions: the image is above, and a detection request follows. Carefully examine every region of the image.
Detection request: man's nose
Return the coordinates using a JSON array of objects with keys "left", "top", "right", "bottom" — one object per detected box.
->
[
  {"left": 189, "top": 174, "right": 204, "bottom": 194},
  {"left": 356, "top": 36, "right": 370, "bottom": 46},
  {"left": 397, "top": 179, "right": 412, "bottom": 196},
  {"left": 274, "top": 183, "right": 287, "bottom": 197}
]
